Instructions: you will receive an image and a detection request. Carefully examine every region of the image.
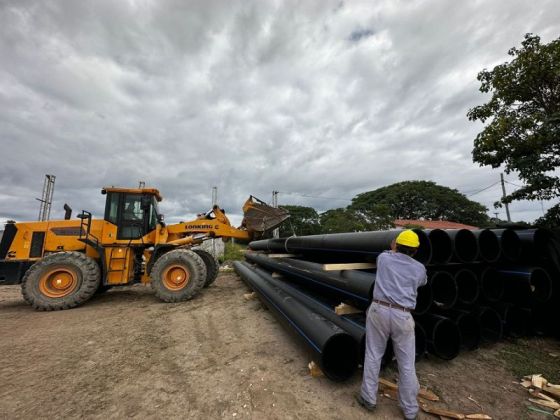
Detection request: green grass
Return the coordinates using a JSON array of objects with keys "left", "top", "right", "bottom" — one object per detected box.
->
[
  {"left": 219, "top": 241, "right": 247, "bottom": 263},
  {"left": 499, "top": 338, "right": 560, "bottom": 383}
]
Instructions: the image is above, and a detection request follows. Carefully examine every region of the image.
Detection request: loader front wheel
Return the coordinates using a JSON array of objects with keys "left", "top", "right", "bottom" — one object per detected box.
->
[
  {"left": 193, "top": 249, "right": 220, "bottom": 288},
  {"left": 22, "top": 252, "right": 100, "bottom": 310},
  {"left": 151, "top": 249, "right": 206, "bottom": 302}
]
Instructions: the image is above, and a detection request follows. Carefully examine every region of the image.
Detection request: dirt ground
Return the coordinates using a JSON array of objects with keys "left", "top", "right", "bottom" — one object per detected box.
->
[{"left": 1, "top": 272, "right": 558, "bottom": 419}]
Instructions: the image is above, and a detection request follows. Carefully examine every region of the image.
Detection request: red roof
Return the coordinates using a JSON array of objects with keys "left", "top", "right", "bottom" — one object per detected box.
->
[{"left": 394, "top": 219, "right": 478, "bottom": 230}]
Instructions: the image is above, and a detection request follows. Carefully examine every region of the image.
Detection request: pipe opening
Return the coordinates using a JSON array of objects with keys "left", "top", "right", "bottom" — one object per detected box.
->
[
  {"left": 456, "top": 314, "right": 480, "bottom": 350},
  {"left": 428, "top": 230, "right": 453, "bottom": 264},
  {"left": 322, "top": 334, "right": 359, "bottom": 381},
  {"left": 530, "top": 268, "right": 552, "bottom": 302},
  {"left": 481, "top": 267, "right": 504, "bottom": 302},
  {"left": 478, "top": 230, "right": 500, "bottom": 262},
  {"left": 414, "top": 283, "right": 433, "bottom": 315},
  {"left": 413, "top": 229, "right": 432, "bottom": 265},
  {"left": 431, "top": 272, "right": 457, "bottom": 309},
  {"left": 455, "top": 269, "right": 479, "bottom": 304},
  {"left": 500, "top": 229, "right": 521, "bottom": 261},
  {"left": 478, "top": 308, "right": 503, "bottom": 342},
  {"left": 431, "top": 319, "right": 461, "bottom": 360},
  {"left": 453, "top": 230, "right": 478, "bottom": 262}
]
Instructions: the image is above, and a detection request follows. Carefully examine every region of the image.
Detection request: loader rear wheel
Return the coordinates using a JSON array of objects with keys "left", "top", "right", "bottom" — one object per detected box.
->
[
  {"left": 193, "top": 249, "right": 220, "bottom": 288},
  {"left": 22, "top": 252, "right": 100, "bottom": 311},
  {"left": 151, "top": 249, "right": 206, "bottom": 302}
]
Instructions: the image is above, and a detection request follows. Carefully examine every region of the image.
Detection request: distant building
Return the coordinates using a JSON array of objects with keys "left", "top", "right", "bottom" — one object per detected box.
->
[{"left": 394, "top": 219, "right": 478, "bottom": 230}]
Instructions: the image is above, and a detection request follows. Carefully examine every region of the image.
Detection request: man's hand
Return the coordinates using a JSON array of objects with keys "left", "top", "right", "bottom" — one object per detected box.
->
[{"left": 390, "top": 239, "right": 397, "bottom": 252}]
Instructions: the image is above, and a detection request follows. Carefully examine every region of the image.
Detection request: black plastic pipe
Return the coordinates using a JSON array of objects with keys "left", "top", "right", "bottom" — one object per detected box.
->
[
  {"left": 479, "top": 267, "right": 505, "bottom": 302},
  {"left": 233, "top": 261, "right": 359, "bottom": 381},
  {"left": 498, "top": 266, "right": 552, "bottom": 304},
  {"left": 493, "top": 228, "right": 521, "bottom": 261},
  {"left": 249, "top": 229, "right": 433, "bottom": 265},
  {"left": 250, "top": 265, "right": 366, "bottom": 356},
  {"left": 414, "top": 282, "right": 433, "bottom": 315},
  {"left": 436, "top": 308, "right": 481, "bottom": 350},
  {"left": 415, "top": 314, "right": 461, "bottom": 360},
  {"left": 493, "top": 302, "right": 530, "bottom": 338},
  {"left": 245, "top": 253, "right": 374, "bottom": 309},
  {"left": 447, "top": 229, "right": 479, "bottom": 263},
  {"left": 429, "top": 271, "right": 458, "bottom": 309},
  {"left": 473, "top": 229, "right": 500, "bottom": 263},
  {"left": 453, "top": 268, "right": 480, "bottom": 305},
  {"left": 474, "top": 306, "right": 503, "bottom": 342},
  {"left": 425, "top": 229, "right": 453, "bottom": 264},
  {"left": 515, "top": 228, "right": 553, "bottom": 262}
]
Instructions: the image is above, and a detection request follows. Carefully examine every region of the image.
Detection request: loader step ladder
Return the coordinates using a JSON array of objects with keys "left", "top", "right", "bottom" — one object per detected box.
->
[
  {"left": 78, "top": 210, "right": 100, "bottom": 250},
  {"left": 106, "top": 246, "right": 130, "bottom": 284}
]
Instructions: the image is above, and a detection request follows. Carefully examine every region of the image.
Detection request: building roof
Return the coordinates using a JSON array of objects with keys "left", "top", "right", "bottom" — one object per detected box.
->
[{"left": 394, "top": 219, "right": 479, "bottom": 230}]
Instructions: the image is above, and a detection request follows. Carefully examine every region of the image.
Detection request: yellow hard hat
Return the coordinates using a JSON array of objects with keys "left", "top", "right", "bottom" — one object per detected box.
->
[{"left": 396, "top": 230, "right": 420, "bottom": 248}]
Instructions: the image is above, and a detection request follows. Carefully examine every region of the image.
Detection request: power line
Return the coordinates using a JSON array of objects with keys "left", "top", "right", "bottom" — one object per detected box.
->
[{"left": 465, "top": 181, "right": 500, "bottom": 197}]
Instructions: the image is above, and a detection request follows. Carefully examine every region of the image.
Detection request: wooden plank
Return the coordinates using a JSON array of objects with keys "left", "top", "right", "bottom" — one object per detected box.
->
[
  {"left": 543, "top": 385, "right": 560, "bottom": 400},
  {"left": 529, "top": 398, "right": 560, "bottom": 410},
  {"left": 379, "top": 378, "right": 439, "bottom": 402},
  {"left": 334, "top": 303, "right": 362, "bottom": 316},
  {"left": 533, "top": 374, "right": 548, "bottom": 389},
  {"left": 465, "top": 415, "right": 492, "bottom": 419},
  {"left": 322, "top": 262, "right": 376, "bottom": 271},
  {"left": 420, "top": 403, "right": 465, "bottom": 419}
]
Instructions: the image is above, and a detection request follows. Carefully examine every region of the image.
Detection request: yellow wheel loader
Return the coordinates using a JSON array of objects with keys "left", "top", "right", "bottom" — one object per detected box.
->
[{"left": 0, "top": 187, "right": 289, "bottom": 310}]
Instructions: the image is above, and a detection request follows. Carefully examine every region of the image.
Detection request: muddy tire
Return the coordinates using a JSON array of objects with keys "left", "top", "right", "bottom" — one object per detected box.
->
[
  {"left": 193, "top": 249, "right": 219, "bottom": 288},
  {"left": 150, "top": 249, "right": 206, "bottom": 302},
  {"left": 22, "top": 252, "right": 101, "bottom": 311}
]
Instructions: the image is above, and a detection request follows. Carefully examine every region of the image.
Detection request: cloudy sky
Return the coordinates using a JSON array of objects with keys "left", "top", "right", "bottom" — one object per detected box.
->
[{"left": 0, "top": 0, "right": 559, "bottom": 227}]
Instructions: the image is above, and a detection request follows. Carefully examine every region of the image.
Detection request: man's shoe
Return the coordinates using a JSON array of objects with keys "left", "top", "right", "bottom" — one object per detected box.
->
[{"left": 355, "top": 393, "right": 376, "bottom": 412}]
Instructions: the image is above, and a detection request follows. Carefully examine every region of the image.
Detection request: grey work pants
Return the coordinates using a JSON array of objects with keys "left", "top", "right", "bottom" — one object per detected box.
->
[{"left": 360, "top": 302, "right": 419, "bottom": 419}]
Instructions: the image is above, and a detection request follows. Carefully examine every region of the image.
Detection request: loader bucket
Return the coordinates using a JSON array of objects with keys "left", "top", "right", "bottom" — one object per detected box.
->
[{"left": 242, "top": 196, "right": 290, "bottom": 233}]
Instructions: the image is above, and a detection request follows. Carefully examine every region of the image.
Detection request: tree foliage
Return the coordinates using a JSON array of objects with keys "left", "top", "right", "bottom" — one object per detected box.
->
[
  {"left": 278, "top": 205, "right": 321, "bottom": 236},
  {"left": 319, "top": 207, "right": 393, "bottom": 234},
  {"left": 350, "top": 180, "right": 489, "bottom": 226},
  {"left": 535, "top": 203, "right": 560, "bottom": 229},
  {"left": 467, "top": 33, "right": 560, "bottom": 204}
]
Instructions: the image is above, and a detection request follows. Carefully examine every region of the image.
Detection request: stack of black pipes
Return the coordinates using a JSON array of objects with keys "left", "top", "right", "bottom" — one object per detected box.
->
[{"left": 233, "top": 228, "right": 560, "bottom": 382}]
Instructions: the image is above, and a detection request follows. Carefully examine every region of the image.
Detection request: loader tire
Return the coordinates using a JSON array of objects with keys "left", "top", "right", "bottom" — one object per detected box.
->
[
  {"left": 151, "top": 249, "right": 206, "bottom": 302},
  {"left": 22, "top": 252, "right": 100, "bottom": 311},
  {"left": 193, "top": 249, "right": 219, "bottom": 288}
]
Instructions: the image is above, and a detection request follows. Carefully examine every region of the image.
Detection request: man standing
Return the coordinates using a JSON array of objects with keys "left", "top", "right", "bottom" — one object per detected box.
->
[{"left": 356, "top": 230, "right": 427, "bottom": 420}]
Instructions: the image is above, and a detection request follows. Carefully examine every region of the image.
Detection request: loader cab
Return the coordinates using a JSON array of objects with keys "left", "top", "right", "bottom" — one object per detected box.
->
[{"left": 102, "top": 187, "right": 163, "bottom": 240}]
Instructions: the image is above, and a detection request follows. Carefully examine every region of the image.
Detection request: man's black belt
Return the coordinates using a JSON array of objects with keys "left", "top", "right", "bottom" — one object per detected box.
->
[{"left": 372, "top": 299, "right": 412, "bottom": 313}]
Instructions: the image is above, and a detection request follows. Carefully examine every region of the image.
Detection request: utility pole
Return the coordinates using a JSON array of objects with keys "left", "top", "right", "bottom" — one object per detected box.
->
[
  {"left": 272, "top": 190, "right": 279, "bottom": 238},
  {"left": 36, "top": 174, "right": 56, "bottom": 221},
  {"left": 500, "top": 173, "right": 512, "bottom": 222}
]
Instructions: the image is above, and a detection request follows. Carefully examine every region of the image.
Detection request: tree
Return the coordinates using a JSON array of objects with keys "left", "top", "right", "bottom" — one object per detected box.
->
[
  {"left": 350, "top": 181, "right": 489, "bottom": 226},
  {"left": 278, "top": 205, "right": 321, "bottom": 236},
  {"left": 467, "top": 33, "right": 560, "bottom": 205},
  {"left": 319, "top": 207, "right": 393, "bottom": 234},
  {"left": 535, "top": 203, "right": 560, "bottom": 229}
]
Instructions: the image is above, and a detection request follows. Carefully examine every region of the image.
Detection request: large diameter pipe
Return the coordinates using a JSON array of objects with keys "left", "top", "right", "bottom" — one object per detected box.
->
[
  {"left": 447, "top": 229, "right": 479, "bottom": 263},
  {"left": 233, "top": 261, "right": 359, "bottom": 381},
  {"left": 515, "top": 228, "right": 553, "bottom": 262},
  {"left": 250, "top": 266, "right": 366, "bottom": 356},
  {"left": 435, "top": 308, "right": 481, "bottom": 351},
  {"left": 493, "top": 303, "right": 530, "bottom": 338},
  {"left": 414, "top": 282, "right": 433, "bottom": 315},
  {"left": 429, "top": 271, "right": 458, "bottom": 309},
  {"left": 425, "top": 229, "right": 453, "bottom": 264},
  {"left": 453, "top": 268, "right": 480, "bottom": 305},
  {"left": 493, "top": 228, "right": 521, "bottom": 261},
  {"left": 249, "top": 229, "right": 433, "bottom": 265},
  {"left": 245, "top": 253, "right": 373, "bottom": 309},
  {"left": 415, "top": 314, "right": 461, "bottom": 360},
  {"left": 479, "top": 267, "right": 505, "bottom": 302},
  {"left": 473, "top": 229, "right": 500, "bottom": 263},
  {"left": 498, "top": 266, "right": 552, "bottom": 304},
  {"left": 474, "top": 306, "right": 503, "bottom": 342}
]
